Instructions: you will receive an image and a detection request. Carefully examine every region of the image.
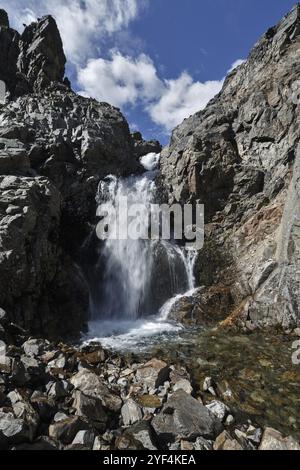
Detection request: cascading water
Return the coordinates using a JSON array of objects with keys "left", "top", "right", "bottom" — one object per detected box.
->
[{"left": 84, "top": 152, "right": 198, "bottom": 350}]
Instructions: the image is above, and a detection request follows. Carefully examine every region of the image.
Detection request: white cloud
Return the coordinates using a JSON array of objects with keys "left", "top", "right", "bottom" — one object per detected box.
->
[
  {"left": 228, "top": 59, "right": 246, "bottom": 72},
  {"left": 78, "top": 51, "right": 244, "bottom": 132},
  {"left": 148, "top": 73, "right": 224, "bottom": 131},
  {"left": 2, "top": 0, "right": 144, "bottom": 64},
  {"left": 78, "top": 51, "right": 163, "bottom": 107}
]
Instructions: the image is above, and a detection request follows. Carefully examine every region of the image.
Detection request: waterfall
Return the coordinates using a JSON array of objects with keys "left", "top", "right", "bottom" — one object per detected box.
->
[{"left": 84, "top": 152, "right": 198, "bottom": 348}]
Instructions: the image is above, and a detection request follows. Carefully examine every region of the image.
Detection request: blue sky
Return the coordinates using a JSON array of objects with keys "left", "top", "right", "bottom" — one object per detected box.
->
[{"left": 3, "top": 0, "right": 298, "bottom": 143}]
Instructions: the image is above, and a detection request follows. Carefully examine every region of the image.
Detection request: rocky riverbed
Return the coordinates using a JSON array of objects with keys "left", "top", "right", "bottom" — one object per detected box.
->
[{"left": 1, "top": 308, "right": 300, "bottom": 451}]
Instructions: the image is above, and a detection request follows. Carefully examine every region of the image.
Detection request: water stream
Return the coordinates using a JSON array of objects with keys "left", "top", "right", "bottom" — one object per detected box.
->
[{"left": 84, "top": 153, "right": 198, "bottom": 349}]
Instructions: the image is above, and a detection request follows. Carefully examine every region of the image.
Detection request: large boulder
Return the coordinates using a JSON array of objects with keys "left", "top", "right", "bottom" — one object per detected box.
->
[{"left": 152, "top": 389, "right": 223, "bottom": 444}]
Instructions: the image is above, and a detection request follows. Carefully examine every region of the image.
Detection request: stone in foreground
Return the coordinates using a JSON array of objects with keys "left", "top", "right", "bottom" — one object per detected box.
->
[{"left": 152, "top": 389, "right": 223, "bottom": 444}]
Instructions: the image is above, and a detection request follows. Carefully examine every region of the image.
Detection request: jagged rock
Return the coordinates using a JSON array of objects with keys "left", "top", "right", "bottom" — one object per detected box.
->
[
  {"left": 194, "top": 436, "right": 214, "bottom": 450},
  {"left": 213, "top": 431, "right": 243, "bottom": 450},
  {"left": 259, "top": 427, "right": 300, "bottom": 450},
  {"left": 18, "top": 16, "right": 66, "bottom": 93},
  {"left": 173, "top": 379, "right": 193, "bottom": 395},
  {"left": 135, "top": 359, "right": 170, "bottom": 390},
  {"left": 72, "top": 390, "right": 107, "bottom": 432},
  {"left": 22, "top": 338, "right": 48, "bottom": 357},
  {"left": 131, "top": 131, "right": 162, "bottom": 158},
  {"left": 70, "top": 369, "right": 122, "bottom": 412},
  {"left": 160, "top": 5, "right": 300, "bottom": 329},
  {"left": 206, "top": 401, "right": 230, "bottom": 422},
  {"left": 7, "top": 390, "right": 39, "bottom": 441},
  {"left": 48, "top": 416, "right": 88, "bottom": 445},
  {"left": 71, "top": 430, "right": 95, "bottom": 450},
  {"left": 121, "top": 421, "right": 158, "bottom": 450},
  {"left": 0, "top": 12, "right": 144, "bottom": 338},
  {"left": 121, "top": 399, "right": 143, "bottom": 426},
  {"left": 152, "top": 389, "right": 223, "bottom": 444},
  {"left": 0, "top": 411, "right": 31, "bottom": 448}
]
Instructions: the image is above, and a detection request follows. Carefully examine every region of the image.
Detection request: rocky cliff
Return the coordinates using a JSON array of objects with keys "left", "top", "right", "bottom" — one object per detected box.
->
[
  {"left": 0, "top": 12, "right": 148, "bottom": 338},
  {"left": 160, "top": 4, "right": 300, "bottom": 330}
]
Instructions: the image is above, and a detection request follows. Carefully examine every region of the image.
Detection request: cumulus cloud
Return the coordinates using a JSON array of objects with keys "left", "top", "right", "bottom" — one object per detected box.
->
[
  {"left": 148, "top": 73, "right": 224, "bottom": 131},
  {"left": 78, "top": 51, "right": 244, "bottom": 132},
  {"left": 2, "top": 0, "right": 144, "bottom": 64},
  {"left": 78, "top": 52, "right": 163, "bottom": 107}
]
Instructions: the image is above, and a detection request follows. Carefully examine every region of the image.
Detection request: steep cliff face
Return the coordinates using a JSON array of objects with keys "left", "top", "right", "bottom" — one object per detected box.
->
[
  {"left": 160, "top": 5, "right": 300, "bottom": 329},
  {"left": 0, "top": 13, "right": 145, "bottom": 337}
]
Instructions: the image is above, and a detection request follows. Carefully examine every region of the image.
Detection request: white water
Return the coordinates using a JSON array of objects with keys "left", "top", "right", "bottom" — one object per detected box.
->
[{"left": 84, "top": 153, "right": 198, "bottom": 351}]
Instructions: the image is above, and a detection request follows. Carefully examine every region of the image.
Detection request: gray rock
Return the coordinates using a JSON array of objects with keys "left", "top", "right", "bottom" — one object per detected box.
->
[
  {"left": 121, "top": 399, "right": 143, "bottom": 426},
  {"left": 206, "top": 401, "right": 230, "bottom": 422},
  {"left": 159, "top": 5, "right": 300, "bottom": 329},
  {"left": 72, "top": 390, "right": 107, "bottom": 432},
  {"left": 173, "top": 379, "right": 193, "bottom": 395},
  {"left": 135, "top": 359, "right": 170, "bottom": 390},
  {"left": 123, "top": 421, "right": 158, "bottom": 450},
  {"left": 71, "top": 430, "right": 95, "bottom": 449},
  {"left": 48, "top": 416, "right": 88, "bottom": 445},
  {"left": 71, "top": 369, "right": 122, "bottom": 412},
  {"left": 0, "top": 411, "right": 31, "bottom": 446},
  {"left": 194, "top": 436, "right": 213, "bottom": 450},
  {"left": 213, "top": 431, "right": 244, "bottom": 450},
  {"left": 152, "top": 389, "right": 223, "bottom": 444}
]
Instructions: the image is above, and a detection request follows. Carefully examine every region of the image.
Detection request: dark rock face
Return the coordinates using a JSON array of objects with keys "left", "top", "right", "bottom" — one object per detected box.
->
[
  {"left": 0, "top": 14, "right": 67, "bottom": 97},
  {"left": 0, "top": 12, "right": 146, "bottom": 337},
  {"left": 0, "top": 9, "right": 9, "bottom": 28},
  {"left": 131, "top": 131, "right": 162, "bottom": 157},
  {"left": 18, "top": 16, "right": 66, "bottom": 93},
  {"left": 160, "top": 5, "right": 300, "bottom": 328}
]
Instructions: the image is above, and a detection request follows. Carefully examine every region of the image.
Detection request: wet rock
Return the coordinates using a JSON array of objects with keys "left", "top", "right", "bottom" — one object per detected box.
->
[
  {"left": 12, "top": 436, "right": 60, "bottom": 450},
  {"left": 121, "top": 399, "right": 143, "bottom": 426},
  {"left": 259, "top": 427, "right": 300, "bottom": 450},
  {"left": 135, "top": 359, "right": 170, "bottom": 390},
  {"left": 70, "top": 369, "right": 122, "bottom": 412},
  {"left": 213, "top": 431, "right": 244, "bottom": 450},
  {"left": 46, "top": 381, "right": 69, "bottom": 399},
  {"left": 72, "top": 390, "right": 107, "bottom": 432},
  {"left": 48, "top": 416, "right": 88, "bottom": 445},
  {"left": 206, "top": 401, "right": 230, "bottom": 422},
  {"left": 31, "top": 395, "right": 57, "bottom": 422},
  {"left": 152, "top": 389, "right": 223, "bottom": 444}
]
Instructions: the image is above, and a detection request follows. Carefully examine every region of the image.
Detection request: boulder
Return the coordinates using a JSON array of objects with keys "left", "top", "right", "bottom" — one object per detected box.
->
[
  {"left": 70, "top": 369, "right": 122, "bottom": 412},
  {"left": 213, "top": 431, "right": 244, "bottom": 450},
  {"left": 48, "top": 416, "right": 88, "bottom": 445},
  {"left": 152, "top": 389, "right": 223, "bottom": 444},
  {"left": 135, "top": 359, "right": 170, "bottom": 390},
  {"left": 121, "top": 399, "right": 143, "bottom": 426},
  {"left": 122, "top": 421, "right": 158, "bottom": 450},
  {"left": 72, "top": 390, "right": 107, "bottom": 432},
  {"left": 0, "top": 411, "right": 31, "bottom": 448},
  {"left": 259, "top": 427, "right": 300, "bottom": 450}
]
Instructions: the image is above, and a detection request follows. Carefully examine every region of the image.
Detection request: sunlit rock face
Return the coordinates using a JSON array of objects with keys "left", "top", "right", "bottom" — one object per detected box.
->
[{"left": 160, "top": 5, "right": 300, "bottom": 329}]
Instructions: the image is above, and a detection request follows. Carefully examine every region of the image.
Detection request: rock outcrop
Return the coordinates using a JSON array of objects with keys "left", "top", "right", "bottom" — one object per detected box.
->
[
  {"left": 160, "top": 4, "right": 300, "bottom": 329},
  {"left": 0, "top": 12, "right": 149, "bottom": 337}
]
